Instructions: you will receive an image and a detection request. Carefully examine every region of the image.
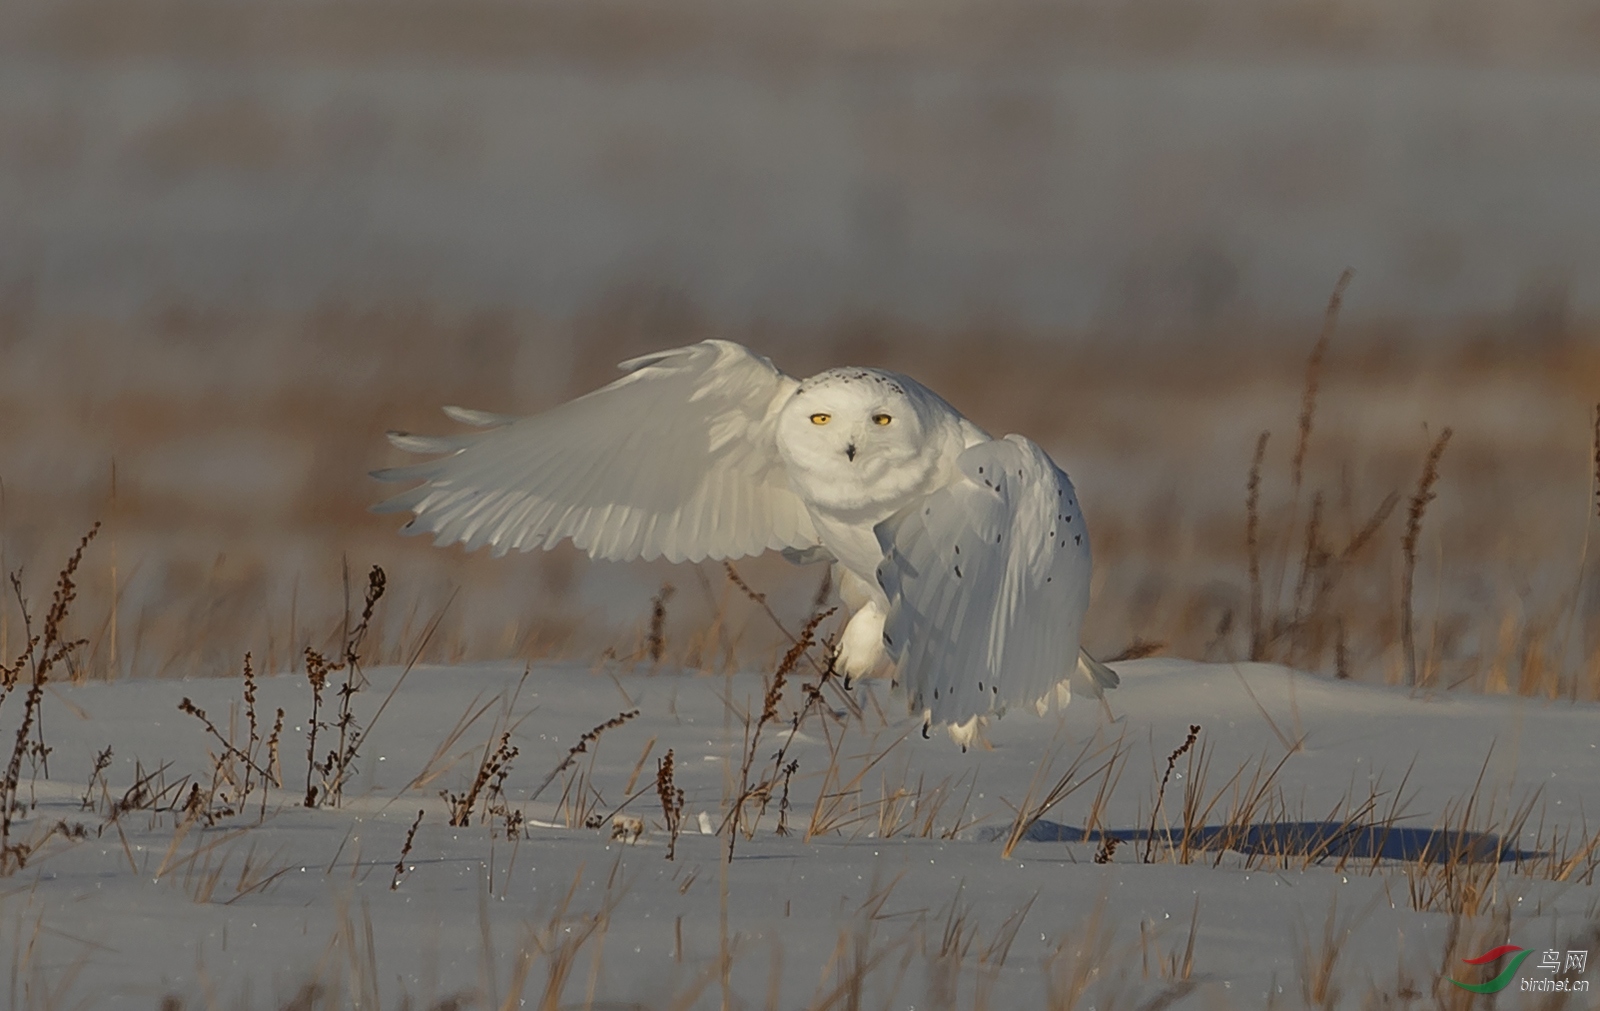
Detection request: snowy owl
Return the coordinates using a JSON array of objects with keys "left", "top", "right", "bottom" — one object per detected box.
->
[{"left": 374, "top": 340, "right": 1116, "bottom": 745}]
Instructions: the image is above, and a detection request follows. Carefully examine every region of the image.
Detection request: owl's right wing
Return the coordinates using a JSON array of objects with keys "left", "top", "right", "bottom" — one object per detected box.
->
[
  {"left": 875, "top": 435, "right": 1097, "bottom": 729},
  {"left": 372, "top": 340, "right": 821, "bottom": 563}
]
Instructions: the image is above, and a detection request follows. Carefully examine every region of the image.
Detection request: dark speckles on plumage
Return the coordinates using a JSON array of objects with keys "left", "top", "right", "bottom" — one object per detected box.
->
[
  {"left": 798, "top": 369, "right": 904, "bottom": 396},
  {"left": 921, "top": 722, "right": 931, "bottom": 739},
  {"left": 953, "top": 544, "right": 960, "bottom": 554},
  {"left": 954, "top": 564, "right": 963, "bottom": 578},
  {"left": 1074, "top": 534, "right": 1082, "bottom": 545}
]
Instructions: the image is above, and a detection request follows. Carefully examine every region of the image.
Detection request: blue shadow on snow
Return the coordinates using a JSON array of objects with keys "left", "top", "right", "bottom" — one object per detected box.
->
[{"left": 989, "top": 820, "right": 1540, "bottom": 863}]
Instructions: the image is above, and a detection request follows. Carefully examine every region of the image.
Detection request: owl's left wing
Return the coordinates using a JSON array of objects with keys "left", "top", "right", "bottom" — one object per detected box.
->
[
  {"left": 874, "top": 435, "right": 1096, "bottom": 728},
  {"left": 371, "top": 340, "right": 820, "bottom": 563}
]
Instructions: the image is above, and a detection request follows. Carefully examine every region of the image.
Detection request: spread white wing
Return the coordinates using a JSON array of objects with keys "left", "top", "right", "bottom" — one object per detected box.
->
[
  {"left": 874, "top": 435, "right": 1094, "bottom": 726},
  {"left": 373, "top": 340, "right": 821, "bottom": 563}
]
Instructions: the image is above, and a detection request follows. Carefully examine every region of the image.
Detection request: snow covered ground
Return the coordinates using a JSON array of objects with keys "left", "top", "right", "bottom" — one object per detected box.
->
[{"left": 5, "top": 653, "right": 1597, "bottom": 1008}]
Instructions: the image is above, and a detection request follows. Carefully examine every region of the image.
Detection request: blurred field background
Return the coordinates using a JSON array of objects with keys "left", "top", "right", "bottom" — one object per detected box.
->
[{"left": 2, "top": 0, "right": 1599, "bottom": 695}]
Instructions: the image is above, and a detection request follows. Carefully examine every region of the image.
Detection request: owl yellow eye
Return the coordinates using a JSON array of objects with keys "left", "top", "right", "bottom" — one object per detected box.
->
[
  {"left": 810, "top": 413, "right": 831, "bottom": 425},
  {"left": 872, "top": 413, "right": 892, "bottom": 426}
]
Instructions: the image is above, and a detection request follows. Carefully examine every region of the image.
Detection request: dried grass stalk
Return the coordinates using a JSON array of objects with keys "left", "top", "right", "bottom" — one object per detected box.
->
[
  {"left": 1247, "top": 431, "right": 1270, "bottom": 660},
  {"left": 1402, "top": 428, "right": 1453, "bottom": 688}
]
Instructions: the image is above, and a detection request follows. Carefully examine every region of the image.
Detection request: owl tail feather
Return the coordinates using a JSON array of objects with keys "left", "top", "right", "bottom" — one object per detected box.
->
[{"left": 1075, "top": 649, "right": 1120, "bottom": 697}]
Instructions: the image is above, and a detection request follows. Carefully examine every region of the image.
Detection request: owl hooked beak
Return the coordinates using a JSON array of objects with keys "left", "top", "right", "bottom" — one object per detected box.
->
[{"left": 845, "top": 442, "right": 857, "bottom": 461}]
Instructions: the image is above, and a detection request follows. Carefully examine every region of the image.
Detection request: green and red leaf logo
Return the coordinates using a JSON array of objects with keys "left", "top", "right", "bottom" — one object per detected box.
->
[{"left": 1448, "top": 945, "right": 1534, "bottom": 993}]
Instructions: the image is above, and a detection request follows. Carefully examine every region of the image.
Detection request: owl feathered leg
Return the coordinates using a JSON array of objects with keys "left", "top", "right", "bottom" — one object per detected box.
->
[
  {"left": 836, "top": 599, "right": 887, "bottom": 683},
  {"left": 834, "top": 567, "right": 889, "bottom": 684}
]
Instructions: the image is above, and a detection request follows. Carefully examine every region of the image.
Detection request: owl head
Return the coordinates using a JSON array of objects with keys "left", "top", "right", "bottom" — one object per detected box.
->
[{"left": 775, "top": 370, "right": 938, "bottom": 513}]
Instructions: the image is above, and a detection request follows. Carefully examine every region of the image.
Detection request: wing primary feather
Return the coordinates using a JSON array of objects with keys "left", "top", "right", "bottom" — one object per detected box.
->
[
  {"left": 386, "top": 432, "right": 473, "bottom": 455},
  {"left": 441, "top": 405, "right": 516, "bottom": 428}
]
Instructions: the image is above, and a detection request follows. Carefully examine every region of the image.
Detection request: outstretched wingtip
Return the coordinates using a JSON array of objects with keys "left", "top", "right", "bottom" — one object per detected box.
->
[
  {"left": 369, "top": 461, "right": 443, "bottom": 484},
  {"left": 441, "top": 405, "right": 516, "bottom": 428},
  {"left": 386, "top": 430, "right": 472, "bottom": 455},
  {"left": 367, "top": 491, "right": 410, "bottom": 513}
]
